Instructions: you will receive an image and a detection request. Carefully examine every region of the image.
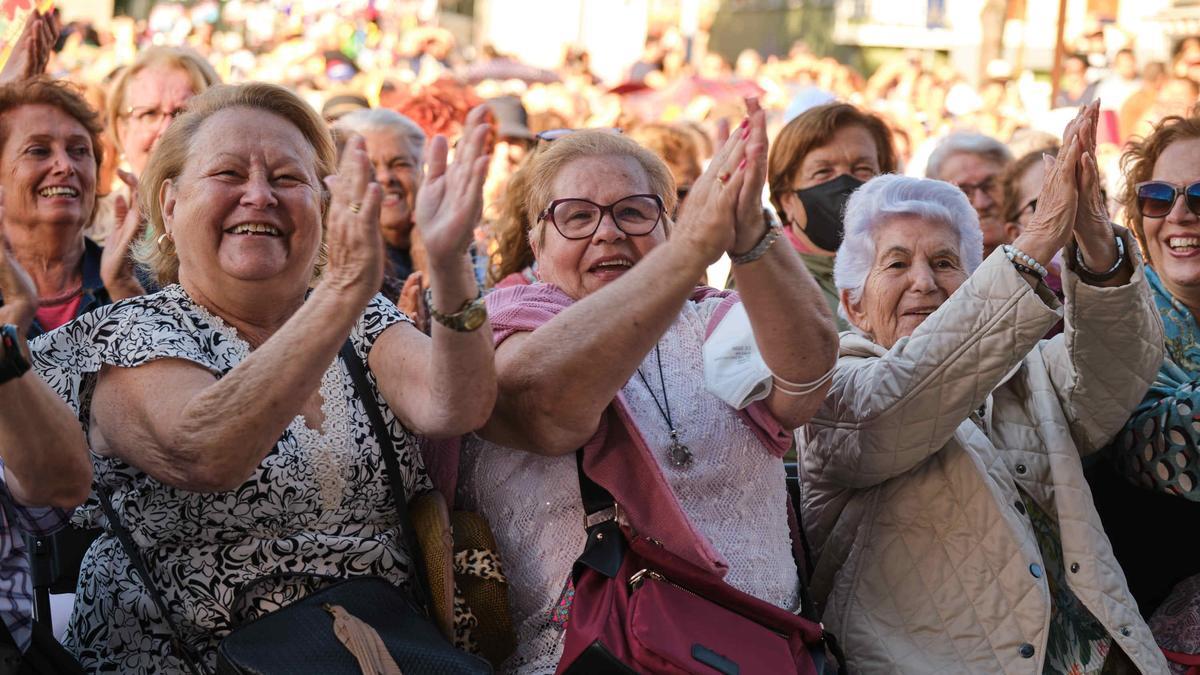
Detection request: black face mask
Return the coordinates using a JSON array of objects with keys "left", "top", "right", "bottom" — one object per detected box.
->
[{"left": 793, "top": 174, "right": 865, "bottom": 252}]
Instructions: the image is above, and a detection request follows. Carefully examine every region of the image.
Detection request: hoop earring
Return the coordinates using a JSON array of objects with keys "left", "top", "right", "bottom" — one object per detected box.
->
[{"left": 156, "top": 232, "right": 175, "bottom": 254}]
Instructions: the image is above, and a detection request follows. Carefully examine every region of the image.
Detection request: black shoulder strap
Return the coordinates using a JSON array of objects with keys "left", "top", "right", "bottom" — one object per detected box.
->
[
  {"left": 572, "top": 449, "right": 626, "bottom": 580},
  {"left": 96, "top": 485, "right": 207, "bottom": 675},
  {"left": 338, "top": 339, "right": 433, "bottom": 615}
]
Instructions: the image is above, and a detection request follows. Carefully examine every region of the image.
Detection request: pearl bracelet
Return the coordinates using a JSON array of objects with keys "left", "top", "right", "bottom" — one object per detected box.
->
[{"left": 1002, "top": 244, "right": 1049, "bottom": 279}]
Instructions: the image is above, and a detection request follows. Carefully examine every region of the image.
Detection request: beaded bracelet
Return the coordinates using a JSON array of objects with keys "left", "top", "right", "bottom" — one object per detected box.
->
[
  {"left": 1002, "top": 244, "right": 1048, "bottom": 278},
  {"left": 731, "top": 224, "right": 782, "bottom": 266}
]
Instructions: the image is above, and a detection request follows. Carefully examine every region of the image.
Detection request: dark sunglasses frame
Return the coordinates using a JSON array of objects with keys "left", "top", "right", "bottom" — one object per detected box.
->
[
  {"left": 535, "top": 127, "right": 623, "bottom": 143},
  {"left": 537, "top": 193, "right": 665, "bottom": 240},
  {"left": 1136, "top": 180, "right": 1200, "bottom": 218}
]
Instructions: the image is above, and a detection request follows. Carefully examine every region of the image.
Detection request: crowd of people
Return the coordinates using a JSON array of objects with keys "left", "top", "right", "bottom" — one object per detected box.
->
[{"left": 1, "top": 2, "right": 1200, "bottom": 674}]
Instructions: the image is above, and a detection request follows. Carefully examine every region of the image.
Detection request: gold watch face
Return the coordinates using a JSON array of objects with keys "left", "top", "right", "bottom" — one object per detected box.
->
[{"left": 459, "top": 302, "right": 487, "bottom": 331}]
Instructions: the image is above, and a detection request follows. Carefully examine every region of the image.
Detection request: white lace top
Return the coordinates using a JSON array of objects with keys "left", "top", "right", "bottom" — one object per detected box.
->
[{"left": 459, "top": 295, "right": 799, "bottom": 674}]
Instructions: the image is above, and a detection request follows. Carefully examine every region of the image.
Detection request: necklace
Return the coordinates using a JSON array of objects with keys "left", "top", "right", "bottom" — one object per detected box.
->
[{"left": 635, "top": 344, "right": 693, "bottom": 469}]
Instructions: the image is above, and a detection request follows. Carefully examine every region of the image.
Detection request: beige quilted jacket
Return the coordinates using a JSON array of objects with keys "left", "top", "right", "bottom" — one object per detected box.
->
[{"left": 798, "top": 241, "right": 1169, "bottom": 674}]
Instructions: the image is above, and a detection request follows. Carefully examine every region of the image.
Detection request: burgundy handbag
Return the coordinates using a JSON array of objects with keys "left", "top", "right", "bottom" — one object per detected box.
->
[{"left": 555, "top": 452, "right": 839, "bottom": 675}]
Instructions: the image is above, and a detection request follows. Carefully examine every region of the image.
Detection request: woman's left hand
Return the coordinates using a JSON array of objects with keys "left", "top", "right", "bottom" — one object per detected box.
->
[
  {"left": 731, "top": 97, "right": 770, "bottom": 254},
  {"left": 1070, "top": 100, "right": 1120, "bottom": 268},
  {"left": 100, "top": 169, "right": 147, "bottom": 301},
  {"left": 414, "top": 105, "right": 491, "bottom": 270},
  {"left": 0, "top": 193, "right": 38, "bottom": 335}
]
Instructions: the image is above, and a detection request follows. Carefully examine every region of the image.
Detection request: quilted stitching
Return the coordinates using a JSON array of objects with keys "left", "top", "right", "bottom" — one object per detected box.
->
[{"left": 800, "top": 243, "right": 1169, "bottom": 675}]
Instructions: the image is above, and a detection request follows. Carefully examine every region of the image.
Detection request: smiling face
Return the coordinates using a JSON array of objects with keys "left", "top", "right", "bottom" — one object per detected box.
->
[
  {"left": 1, "top": 104, "right": 97, "bottom": 232},
  {"left": 532, "top": 154, "right": 666, "bottom": 300},
  {"left": 844, "top": 214, "right": 968, "bottom": 349},
  {"left": 119, "top": 65, "right": 198, "bottom": 175},
  {"left": 1142, "top": 138, "right": 1200, "bottom": 308},
  {"left": 361, "top": 127, "right": 420, "bottom": 250},
  {"left": 162, "top": 107, "right": 323, "bottom": 300}
]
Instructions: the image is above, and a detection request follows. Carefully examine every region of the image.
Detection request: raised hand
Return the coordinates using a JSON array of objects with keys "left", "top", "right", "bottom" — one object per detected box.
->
[
  {"left": 1069, "top": 101, "right": 1119, "bottom": 261},
  {"left": 322, "top": 135, "right": 384, "bottom": 303},
  {"left": 413, "top": 105, "right": 491, "bottom": 270},
  {"left": 732, "top": 97, "right": 770, "bottom": 254},
  {"left": 671, "top": 108, "right": 750, "bottom": 264},
  {"left": 100, "top": 169, "right": 147, "bottom": 301},
  {"left": 0, "top": 191, "right": 38, "bottom": 336},
  {"left": 1012, "top": 105, "right": 1088, "bottom": 265},
  {"left": 0, "top": 11, "right": 59, "bottom": 84}
]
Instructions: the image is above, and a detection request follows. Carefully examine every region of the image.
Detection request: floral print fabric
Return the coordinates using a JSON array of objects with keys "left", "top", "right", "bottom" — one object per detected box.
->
[{"left": 29, "top": 285, "right": 431, "bottom": 672}]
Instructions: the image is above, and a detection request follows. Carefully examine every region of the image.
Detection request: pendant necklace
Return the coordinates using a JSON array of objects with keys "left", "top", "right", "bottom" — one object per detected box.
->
[{"left": 635, "top": 344, "right": 693, "bottom": 469}]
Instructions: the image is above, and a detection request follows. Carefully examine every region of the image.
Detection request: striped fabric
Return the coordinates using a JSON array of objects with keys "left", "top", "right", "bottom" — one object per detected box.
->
[{"left": 0, "top": 469, "right": 69, "bottom": 653}]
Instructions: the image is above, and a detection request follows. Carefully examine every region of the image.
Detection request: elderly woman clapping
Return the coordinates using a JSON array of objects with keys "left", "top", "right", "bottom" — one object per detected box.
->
[
  {"left": 798, "top": 103, "right": 1169, "bottom": 674},
  {"left": 17, "top": 82, "right": 496, "bottom": 672},
  {"left": 458, "top": 101, "right": 839, "bottom": 672}
]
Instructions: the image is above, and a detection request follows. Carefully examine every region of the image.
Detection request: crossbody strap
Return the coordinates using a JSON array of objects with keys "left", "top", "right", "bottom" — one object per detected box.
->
[
  {"left": 96, "top": 484, "right": 207, "bottom": 675},
  {"left": 337, "top": 339, "right": 434, "bottom": 615}
]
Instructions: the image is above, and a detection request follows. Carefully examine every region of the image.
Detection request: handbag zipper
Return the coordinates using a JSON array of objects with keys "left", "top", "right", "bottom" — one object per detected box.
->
[{"left": 628, "top": 568, "right": 789, "bottom": 639}]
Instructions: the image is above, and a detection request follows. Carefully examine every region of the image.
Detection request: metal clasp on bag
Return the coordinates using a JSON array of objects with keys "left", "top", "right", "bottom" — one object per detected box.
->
[
  {"left": 629, "top": 568, "right": 665, "bottom": 591},
  {"left": 584, "top": 503, "right": 623, "bottom": 530}
]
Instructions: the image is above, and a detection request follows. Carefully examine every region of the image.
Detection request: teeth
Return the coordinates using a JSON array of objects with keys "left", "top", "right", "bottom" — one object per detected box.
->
[
  {"left": 1169, "top": 237, "right": 1200, "bottom": 250},
  {"left": 38, "top": 186, "right": 78, "bottom": 197},
  {"left": 595, "top": 260, "right": 632, "bottom": 268},
  {"left": 229, "top": 223, "right": 281, "bottom": 236}
]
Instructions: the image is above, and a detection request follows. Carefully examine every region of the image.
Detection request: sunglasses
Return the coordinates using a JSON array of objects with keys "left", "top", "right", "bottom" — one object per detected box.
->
[
  {"left": 1136, "top": 180, "right": 1200, "bottom": 218},
  {"left": 535, "top": 127, "right": 622, "bottom": 143}
]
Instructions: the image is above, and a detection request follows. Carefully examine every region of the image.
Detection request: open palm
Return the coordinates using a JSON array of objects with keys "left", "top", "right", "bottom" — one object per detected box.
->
[{"left": 413, "top": 105, "right": 492, "bottom": 266}]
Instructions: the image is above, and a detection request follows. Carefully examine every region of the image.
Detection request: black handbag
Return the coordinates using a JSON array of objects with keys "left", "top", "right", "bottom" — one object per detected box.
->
[{"left": 99, "top": 340, "right": 491, "bottom": 675}]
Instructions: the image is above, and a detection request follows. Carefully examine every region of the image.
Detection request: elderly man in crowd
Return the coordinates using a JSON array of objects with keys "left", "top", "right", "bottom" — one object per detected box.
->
[
  {"left": 334, "top": 108, "right": 427, "bottom": 291},
  {"left": 926, "top": 131, "right": 1017, "bottom": 258}
]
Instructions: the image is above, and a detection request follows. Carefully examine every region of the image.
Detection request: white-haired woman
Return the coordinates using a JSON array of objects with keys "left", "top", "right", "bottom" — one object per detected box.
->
[{"left": 799, "top": 105, "right": 1168, "bottom": 673}]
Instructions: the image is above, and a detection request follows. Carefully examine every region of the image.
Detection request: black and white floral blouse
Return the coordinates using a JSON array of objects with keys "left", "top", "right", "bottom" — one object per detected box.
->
[{"left": 30, "top": 284, "right": 431, "bottom": 673}]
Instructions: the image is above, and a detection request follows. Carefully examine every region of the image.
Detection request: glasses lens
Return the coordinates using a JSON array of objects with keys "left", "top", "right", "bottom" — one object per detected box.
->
[
  {"left": 1138, "top": 182, "right": 1177, "bottom": 217},
  {"left": 613, "top": 196, "right": 662, "bottom": 235},
  {"left": 1186, "top": 182, "right": 1200, "bottom": 216},
  {"left": 552, "top": 200, "right": 600, "bottom": 238}
]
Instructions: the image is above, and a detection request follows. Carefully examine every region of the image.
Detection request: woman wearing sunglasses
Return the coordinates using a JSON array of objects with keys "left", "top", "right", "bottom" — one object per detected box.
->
[{"left": 1088, "top": 113, "right": 1200, "bottom": 669}]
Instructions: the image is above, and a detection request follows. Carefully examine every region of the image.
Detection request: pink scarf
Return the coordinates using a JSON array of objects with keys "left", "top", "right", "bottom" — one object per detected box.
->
[{"left": 485, "top": 282, "right": 791, "bottom": 576}]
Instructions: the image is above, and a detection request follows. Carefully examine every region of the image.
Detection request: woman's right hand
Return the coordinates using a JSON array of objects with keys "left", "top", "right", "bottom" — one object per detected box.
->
[
  {"left": 321, "top": 135, "right": 384, "bottom": 304},
  {"left": 0, "top": 192, "right": 37, "bottom": 336},
  {"left": 1012, "top": 105, "right": 1089, "bottom": 266}
]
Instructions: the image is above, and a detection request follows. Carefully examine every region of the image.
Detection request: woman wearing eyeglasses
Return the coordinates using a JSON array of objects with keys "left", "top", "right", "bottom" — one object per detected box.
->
[
  {"left": 457, "top": 103, "right": 838, "bottom": 673},
  {"left": 1087, "top": 113, "right": 1200, "bottom": 669}
]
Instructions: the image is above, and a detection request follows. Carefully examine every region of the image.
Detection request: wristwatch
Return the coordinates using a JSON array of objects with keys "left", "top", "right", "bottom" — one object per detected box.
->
[
  {"left": 0, "top": 324, "right": 30, "bottom": 384},
  {"left": 424, "top": 289, "right": 487, "bottom": 332}
]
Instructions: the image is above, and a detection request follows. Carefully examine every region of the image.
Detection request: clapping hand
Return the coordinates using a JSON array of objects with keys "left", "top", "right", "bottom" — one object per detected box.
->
[
  {"left": 672, "top": 106, "right": 755, "bottom": 264},
  {"left": 0, "top": 11, "right": 58, "bottom": 84},
  {"left": 413, "top": 105, "right": 491, "bottom": 272},
  {"left": 100, "top": 169, "right": 147, "bottom": 301},
  {"left": 322, "top": 135, "right": 385, "bottom": 304},
  {"left": 0, "top": 191, "right": 38, "bottom": 336},
  {"left": 1069, "top": 100, "right": 1122, "bottom": 271},
  {"left": 1012, "top": 105, "right": 1089, "bottom": 265},
  {"left": 731, "top": 97, "right": 770, "bottom": 254}
]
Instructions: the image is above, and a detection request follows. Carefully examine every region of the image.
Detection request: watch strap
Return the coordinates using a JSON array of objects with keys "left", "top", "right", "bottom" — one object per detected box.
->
[
  {"left": 423, "top": 288, "right": 486, "bottom": 332},
  {"left": 0, "top": 324, "right": 30, "bottom": 384}
]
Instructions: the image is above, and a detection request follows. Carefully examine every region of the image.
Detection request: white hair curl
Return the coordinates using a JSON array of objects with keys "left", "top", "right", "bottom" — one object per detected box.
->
[
  {"left": 925, "top": 132, "right": 1013, "bottom": 180},
  {"left": 833, "top": 174, "right": 984, "bottom": 323},
  {"left": 334, "top": 108, "right": 426, "bottom": 159}
]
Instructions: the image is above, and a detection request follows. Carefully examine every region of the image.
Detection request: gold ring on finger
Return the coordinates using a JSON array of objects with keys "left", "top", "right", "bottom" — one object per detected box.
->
[{"left": 349, "top": 202, "right": 362, "bottom": 214}]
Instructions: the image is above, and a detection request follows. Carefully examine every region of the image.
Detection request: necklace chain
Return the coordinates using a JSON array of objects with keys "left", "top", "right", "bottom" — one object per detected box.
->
[{"left": 635, "top": 343, "right": 693, "bottom": 468}]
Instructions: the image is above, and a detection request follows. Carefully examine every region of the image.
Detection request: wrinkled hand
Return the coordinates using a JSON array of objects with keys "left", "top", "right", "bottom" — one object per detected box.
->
[
  {"left": 100, "top": 170, "right": 147, "bottom": 301},
  {"left": 414, "top": 105, "right": 491, "bottom": 270},
  {"left": 672, "top": 109, "right": 751, "bottom": 264},
  {"left": 1012, "top": 105, "right": 1088, "bottom": 265},
  {"left": 396, "top": 271, "right": 429, "bottom": 334},
  {"left": 0, "top": 11, "right": 58, "bottom": 84},
  {"left": 0, "top": 193, "right": 38, "bottom": 336},
  {"left": 1069, "top": 101, "right": 1117, "bottom": 257},
  {"left": 322, "top": 135, "right": 384, "bottom": 303},
  {"left": 731, "top": 97, "right": 769, "bottom": 254}
]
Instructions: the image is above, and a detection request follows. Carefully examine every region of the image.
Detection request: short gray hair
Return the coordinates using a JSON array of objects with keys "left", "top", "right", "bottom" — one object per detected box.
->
[
  {"left": 334, "top": 108, "right": 426, "bottom": 160},
  {"left": 925, "top": 132, "right": 1013, "bottom": 180},
  {"left": 833, "top": 174, "right": 983, "bottom": 322}
]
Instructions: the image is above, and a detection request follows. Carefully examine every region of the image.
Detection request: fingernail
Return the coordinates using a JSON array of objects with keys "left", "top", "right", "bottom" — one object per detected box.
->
[
  {"left": 740, "top": 118, "right": 749, "bottom": 129},
  {"left": 742, "top": 126, "right": 750, "bottom": 139},
  {"left": 738, "top": 158, "right": 747, "bottom": 171}
]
